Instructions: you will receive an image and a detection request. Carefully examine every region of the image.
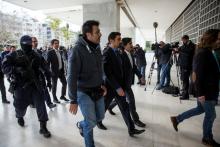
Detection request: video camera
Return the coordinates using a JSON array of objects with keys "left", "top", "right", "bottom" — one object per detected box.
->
[{"left": 151, "top": 43, "right": 160, "bottom": 50}]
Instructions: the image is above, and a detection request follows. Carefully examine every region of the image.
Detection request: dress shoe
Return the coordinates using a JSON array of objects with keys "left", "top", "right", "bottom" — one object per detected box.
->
[
  {"left": 17, "top": 117, "right": 25, "bottom": 127},
  {"left": 97, "top": 122, "right": 107, "bottom": 130},
  {"left": 134, "top": 120, "right": 146, "bottom": 128},
  {"left": 53, "top": 99, "right": 60, "bottom": 103},
  {"left": 170, "top": 116, "right": 178, "bottom": 132},
  {"left": 129, "top": 129, "right": 145, "bottom": 137},
  {"left": 60, "top": 96, "right": 70, "bottom": 102},
  {"left": 39, "top": 121, "right": 51, "bottom": 138},
  {"left": 108, "top": 109, "right": 116, "bottom": 115},
  {"left": 48, "top": 103, "right": 56, "bottom": 109},
  {"left": 2, "top": 99, "right": 10, "bottom": 104},
  {"left": 76, "top": 122, "right": 84, "bottom": 137},
  {"left": 202, "top": 138, "right": 220, "bottom": 147}
]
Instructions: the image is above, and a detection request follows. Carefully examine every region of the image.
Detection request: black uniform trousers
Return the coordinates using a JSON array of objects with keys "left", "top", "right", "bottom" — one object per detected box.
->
[{"left": 14, "top": 85, "right": 48, "bottom": 122}]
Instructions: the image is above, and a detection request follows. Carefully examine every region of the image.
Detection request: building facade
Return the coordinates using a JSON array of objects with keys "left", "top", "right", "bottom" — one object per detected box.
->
[{"left": 166, "top": 0, "right": 220, "bottom": 44}]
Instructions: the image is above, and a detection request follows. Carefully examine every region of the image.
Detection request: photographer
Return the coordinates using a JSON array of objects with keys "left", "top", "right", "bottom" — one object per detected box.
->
[
  {"left": 156, "top": 41, "right": 172, "bottom": 90},
  {"left": 134, "top": 44, "right": 147, "bottom": 83},
  {"left": 174, "top": 35, "right": 195, "bottom": 100},
  {"left": 154, "top": 43, "right": 163, "bottom": 84}
]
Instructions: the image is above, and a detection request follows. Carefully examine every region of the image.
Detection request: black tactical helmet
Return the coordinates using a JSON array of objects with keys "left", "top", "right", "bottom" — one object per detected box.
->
[{"left": 20, "top": 35, "right": 32, "bottom": 53}]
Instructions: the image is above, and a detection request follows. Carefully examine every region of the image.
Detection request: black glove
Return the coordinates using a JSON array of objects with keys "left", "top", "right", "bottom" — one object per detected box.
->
[{"left": 47, "top": 82, "right": 52, "bottom": 91}]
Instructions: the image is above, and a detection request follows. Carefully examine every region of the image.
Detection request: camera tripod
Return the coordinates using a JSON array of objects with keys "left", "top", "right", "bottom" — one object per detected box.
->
[
  {"left": 144, "top": 55, "right": 157, "bottom": 91},
  {"left": 149, "top": 53, "right": 182, "bottom": 98}
]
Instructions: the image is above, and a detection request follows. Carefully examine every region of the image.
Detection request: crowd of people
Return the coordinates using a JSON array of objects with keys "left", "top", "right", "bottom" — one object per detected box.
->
[{"left": 0, "top": 20, "right": 220, "bottom": 147}]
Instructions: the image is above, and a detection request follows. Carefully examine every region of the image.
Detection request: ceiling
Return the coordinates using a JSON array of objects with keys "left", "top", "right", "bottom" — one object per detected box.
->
[{"left": 3, "top": 0, "right": 192, "bottom": 41}]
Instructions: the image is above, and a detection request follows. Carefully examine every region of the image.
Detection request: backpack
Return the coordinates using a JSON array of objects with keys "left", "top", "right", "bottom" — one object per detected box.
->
[{"left": 162, "top": 86, "right": 180, "bottom": 96}]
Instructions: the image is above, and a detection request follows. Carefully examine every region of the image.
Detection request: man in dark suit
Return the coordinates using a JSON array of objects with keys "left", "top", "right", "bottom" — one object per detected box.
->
[
  {"left": 46, "top": 39, "right": 69, "bottom": 103},
  {"left": 121, "top": 37, "right": 146, "bottom": 127},
  {"left": 98, "top": 32, "right": 145, "bottom": 137}
]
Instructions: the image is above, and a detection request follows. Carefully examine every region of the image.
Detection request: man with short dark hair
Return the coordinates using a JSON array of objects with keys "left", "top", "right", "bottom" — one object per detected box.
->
[
  {"left": 46, "top": 39, "right": 69, "bottom": 103},
  {"left": 98, "top": 32, "right": 145, "bottom": 136},
  {"left": 10, "top": 46, "right": 16, "bottom": 52},
  {"left": 68, "top": 20, "right": 107, "bottom": 147},
  {"left": 175, "top": 35, "right": 195, "bottom": 100},
  {"left": 121, "top": 38, "right": 146, "bottom": 127}
]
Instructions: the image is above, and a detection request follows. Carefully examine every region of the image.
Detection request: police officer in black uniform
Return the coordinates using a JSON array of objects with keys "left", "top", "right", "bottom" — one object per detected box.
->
[{"left": 2, "top": 35, "right": 51, "bottom": 138}]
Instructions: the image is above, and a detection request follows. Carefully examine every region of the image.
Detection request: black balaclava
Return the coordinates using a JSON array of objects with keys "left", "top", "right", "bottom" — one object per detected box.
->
[{"left": 20, "top": 35, "right": 32, "bottom": 54}]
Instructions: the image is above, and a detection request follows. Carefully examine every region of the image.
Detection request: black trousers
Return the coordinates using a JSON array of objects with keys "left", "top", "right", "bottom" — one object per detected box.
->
[
  {"left": 105, "top": 87, "right": 135, "bottom": 132},
  {"left": 180, "top": 67, "right": 191, "bottom": 98},
  {"left": 14, "top": 85, "right": 48, "bottom": 122},
  {"left": 109, "top": 87, "right": 139, "bottom": 122},
  {"left": 52, "top": 71, "right": 67, "bottom": 100},
  {"left": 0, "top": 77, "right": 7, "bottom": 102},
  {"left": 157, "top": 64, "right": 162, "bottom": 83}
]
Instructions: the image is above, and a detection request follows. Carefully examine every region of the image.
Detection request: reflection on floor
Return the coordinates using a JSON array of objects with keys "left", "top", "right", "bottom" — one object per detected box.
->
[{"left": 0, "top": 53, "right": 219, "bottom": 147}]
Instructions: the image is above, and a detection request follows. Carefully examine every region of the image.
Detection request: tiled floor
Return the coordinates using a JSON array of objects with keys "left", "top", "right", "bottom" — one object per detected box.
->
[{"left": 0, "top": 53, "right": 219, "bottom": 147}]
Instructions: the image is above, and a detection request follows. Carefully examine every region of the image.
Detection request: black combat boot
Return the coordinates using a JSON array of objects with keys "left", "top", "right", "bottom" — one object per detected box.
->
[{"left": 39, "top": 121, "right": 51, "bottom": 138}]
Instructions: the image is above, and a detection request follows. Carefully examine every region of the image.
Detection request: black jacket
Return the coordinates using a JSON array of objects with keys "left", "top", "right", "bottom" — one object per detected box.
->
[
  {"left": 103, "top": 47, "right": 125, "bottom": 90},
  {"left": 46, "top": 49, "right": 65, "bottom": 76},
  {"left": 154, "top": 47, "right": 163, "bottom": 65},
  {"left": 122, "top": 51, "right": 142, "bottom": 88},
  {"left": 2, "top": 50, "right": 51, "bottom": 89},
  {"left": 160, "top": 44, "right": 172, "bottom": 64},
  {"left": 134, "top": 47, "right": 146, "bottom": 67},
  {"left": 193, "top": 48, "right": 220, "bottom": 100},
  {"left": 67, "top": 37, "right": 103, "bottom": 104},
  {"left": 178, "top": 41, "right": 195, "bottom": 69}
]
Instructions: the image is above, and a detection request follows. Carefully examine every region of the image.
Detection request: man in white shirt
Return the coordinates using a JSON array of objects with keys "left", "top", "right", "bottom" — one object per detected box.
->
[{"left": 46, "top": 39, "right": 69, "bottom": 103}]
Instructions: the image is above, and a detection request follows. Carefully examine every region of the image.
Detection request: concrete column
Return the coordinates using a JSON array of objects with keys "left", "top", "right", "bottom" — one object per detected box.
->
[{"left": 83, "top": 1, "right": 120, "bottom": 48}]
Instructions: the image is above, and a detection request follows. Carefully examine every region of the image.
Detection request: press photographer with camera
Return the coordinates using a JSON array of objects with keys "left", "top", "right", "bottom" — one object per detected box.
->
[
  {"left": 173, "top": 35, "right": 196, "bottom": 100},
  {"left": 156, "top": 41, "right": 172, "bottom": 90}
]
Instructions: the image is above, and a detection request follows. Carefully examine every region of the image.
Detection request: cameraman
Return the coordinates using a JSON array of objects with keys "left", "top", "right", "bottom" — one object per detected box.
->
[
  {"left": 174, "top": 35, "right": 195, "bottom": 100},
  {"left": 154, "top": 43, "right": 163, "bottom": 84},
  {"left": 134, "top": 44, "right": 147, "bottom": 83},
  {"left": 156, "top": 41, "right": 172, "bottom": 90}
]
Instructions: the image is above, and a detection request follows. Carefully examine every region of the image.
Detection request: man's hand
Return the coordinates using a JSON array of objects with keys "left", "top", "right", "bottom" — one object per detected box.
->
[
  {"left": 116, "top": 88, "right": 125, "bottom": 96},
  {"left": 198, "top": 96, "right": 205, "bottom": 104},
  {"left": 101, "top": 85, "right": 107, "bottom": 96},
  {"left": 69, "top": 104, "right": 78, "bottom": 115},
  {"left": 47, "top": 82, "right": 52, "bottom": 91}
]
